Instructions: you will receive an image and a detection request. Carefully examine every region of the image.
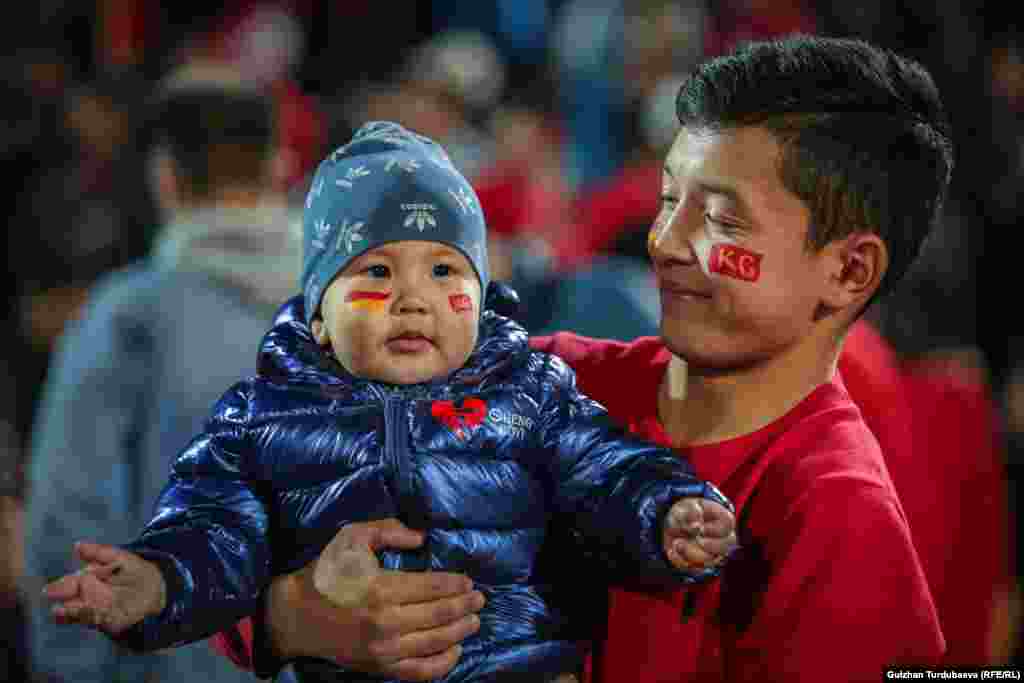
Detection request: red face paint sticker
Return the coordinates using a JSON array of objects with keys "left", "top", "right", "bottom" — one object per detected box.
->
[
  {"left": 431, "top": 397, "right": 487, "bottom": 439},
  {"left": 449, "top": 293, "right": 473, "bottom": 313},
  {"left": 708, "top": 244, "right": 763, "bottom": 282},
  {"left": 345, "top": 290, "right": 390, "bottom": 312}
]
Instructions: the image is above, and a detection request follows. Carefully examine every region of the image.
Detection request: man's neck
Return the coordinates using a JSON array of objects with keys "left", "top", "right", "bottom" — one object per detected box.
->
[{"left": 657, "top": 333, "right": 841, "bottom": 447}]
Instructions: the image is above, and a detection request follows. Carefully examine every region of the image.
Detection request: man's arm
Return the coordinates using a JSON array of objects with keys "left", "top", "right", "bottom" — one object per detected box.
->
[
  {"left": 723, "top": 476, "right": 944, "bottom": 680},
  {"left": 210, "top": 519, "right": 486, "bottom": 681}
]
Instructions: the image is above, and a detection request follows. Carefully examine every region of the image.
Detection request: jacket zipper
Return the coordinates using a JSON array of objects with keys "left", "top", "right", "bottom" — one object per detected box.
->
[{"left": 384, "top": 396, "right": 430, "bottom": 570}]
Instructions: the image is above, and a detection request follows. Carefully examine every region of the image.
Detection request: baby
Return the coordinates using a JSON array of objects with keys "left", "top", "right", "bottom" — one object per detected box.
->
[{"left": 44, "top": 122, "right": 737, "bottom": 682}]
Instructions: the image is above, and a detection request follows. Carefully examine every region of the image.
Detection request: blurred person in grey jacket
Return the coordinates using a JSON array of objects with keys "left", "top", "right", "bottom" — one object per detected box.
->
[{"left": 24, "top": 62, "right": 300, "bottom": 683}]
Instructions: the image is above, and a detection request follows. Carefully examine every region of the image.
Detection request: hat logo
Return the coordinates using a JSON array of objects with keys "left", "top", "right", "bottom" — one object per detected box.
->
[
  {"left": 311, "top": 219, "right": 332, "bottom": 251},
  {"left": 335, "top": 165, "right": 371, "bottom": 189},
  {"left": 336, "top": 219, "right": 366, "bottom": 253},
  {"left": 402, "top": 203, "right": 438, "bottom": 232},
  {"left": 448, "top": 186, "right": 478, "bottom": 216}
]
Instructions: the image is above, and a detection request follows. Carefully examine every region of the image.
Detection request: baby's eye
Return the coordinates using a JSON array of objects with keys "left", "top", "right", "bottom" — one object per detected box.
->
[
  {"left": 433, "top": 263, "right": 453, "bottom": 278},
  {"left": 366, "top": 264, "right": 390, "bottom": 278}
]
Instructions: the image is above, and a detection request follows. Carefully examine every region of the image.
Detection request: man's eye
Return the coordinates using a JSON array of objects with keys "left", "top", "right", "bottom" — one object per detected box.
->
[
  {"left": 660, "top": 194, "right": 679, "bottom": 205},
  {"left": 433, "top": 263, "right": 452, "bottom": 277},
  {"left": 366, "top": 264, "right": 390, "bottom": 278},
  {"left": 705, "top": 213, "right": 740, "bottom": 234}
]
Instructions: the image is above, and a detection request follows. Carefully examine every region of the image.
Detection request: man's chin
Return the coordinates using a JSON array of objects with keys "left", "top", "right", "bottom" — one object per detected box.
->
[{"left": 658, "top": 326, "right": 757, "bottom": 377}]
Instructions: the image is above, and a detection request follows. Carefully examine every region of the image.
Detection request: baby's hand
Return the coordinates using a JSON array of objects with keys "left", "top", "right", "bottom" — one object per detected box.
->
[
  {"left": 663, "top": 497, "right": 738, "bottom": 572},
  {"left": 43, "top": 541, "right": 166, "bottom": 636}
]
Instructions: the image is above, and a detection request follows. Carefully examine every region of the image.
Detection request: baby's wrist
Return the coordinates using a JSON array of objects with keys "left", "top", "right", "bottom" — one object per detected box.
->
[{"left": 142, "top": 558, "right": 169, "bottom": 617}]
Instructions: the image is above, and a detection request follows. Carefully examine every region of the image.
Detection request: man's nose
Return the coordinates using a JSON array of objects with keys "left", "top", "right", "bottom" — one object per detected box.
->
[{"left": 649, "top": 207, "right": 699, "bottom": 266}]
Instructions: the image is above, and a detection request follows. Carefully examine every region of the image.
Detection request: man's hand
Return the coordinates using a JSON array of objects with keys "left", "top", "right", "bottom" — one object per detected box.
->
[
  {"left": 43, "top": 541, "right": 166, "bottom": 636},
  {"left": 663, "top": 498, "right": 738, "bottom": 571},
  {"left": 268, "top": 519, "right": 485, "bottom": 681}
]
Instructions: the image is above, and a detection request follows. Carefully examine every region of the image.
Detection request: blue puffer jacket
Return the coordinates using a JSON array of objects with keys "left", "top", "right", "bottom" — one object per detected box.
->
[{"left": 120, "top": 296, "right": 730, "bottom": 682}]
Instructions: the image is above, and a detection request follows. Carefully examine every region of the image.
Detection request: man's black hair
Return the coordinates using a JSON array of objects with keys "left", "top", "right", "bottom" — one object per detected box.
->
[{"left": 676, "top": 35, "right": 954, "bottom": 300}]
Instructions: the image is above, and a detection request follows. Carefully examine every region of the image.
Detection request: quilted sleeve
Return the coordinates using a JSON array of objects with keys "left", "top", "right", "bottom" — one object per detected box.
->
[
  {"left": 115, "top": 382, "right": 272, "bottom": 653},
  {"left": 535, "top": 354, "right": 732, "bottom": 589}
]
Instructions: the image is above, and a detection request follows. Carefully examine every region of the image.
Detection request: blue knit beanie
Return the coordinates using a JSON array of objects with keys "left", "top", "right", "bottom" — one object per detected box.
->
[{"left": 300, "top": 121, "right": 489, "bottom": 324}]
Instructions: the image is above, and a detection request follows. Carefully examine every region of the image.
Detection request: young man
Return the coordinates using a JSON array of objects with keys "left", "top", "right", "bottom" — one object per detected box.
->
[{"left": 213, "top": 35, "right": 952, "bottom": 681}]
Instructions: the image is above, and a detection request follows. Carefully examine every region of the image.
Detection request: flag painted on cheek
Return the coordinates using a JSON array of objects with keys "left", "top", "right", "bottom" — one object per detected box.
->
[
  {"left": 449, "top": 294, "right": 473, "bottom": 313},
  {"left": 346, "top": 290, "right": 390, "bottom": 312},
  {"left": 708, "top": 244, "right": 763, "bottom": 282}
]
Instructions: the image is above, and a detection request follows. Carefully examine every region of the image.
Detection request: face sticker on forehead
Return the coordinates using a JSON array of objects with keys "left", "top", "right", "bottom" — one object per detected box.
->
[
  {"left": 708, "top": 243, "right": 763, "bottom": 282},
  {"left": 449, "top": 293, "right": 473, "bottom": 313},
  {"left": 346, "top": 290, "right": 390, "bottom": 312}
]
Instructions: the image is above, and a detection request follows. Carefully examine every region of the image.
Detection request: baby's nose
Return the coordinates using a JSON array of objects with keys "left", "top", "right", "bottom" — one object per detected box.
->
[{"left": 396, "top": 296, "right": 429, "bottom": 315}]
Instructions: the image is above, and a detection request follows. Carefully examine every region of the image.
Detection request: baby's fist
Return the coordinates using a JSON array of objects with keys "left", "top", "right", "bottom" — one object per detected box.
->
[{"left": 663, "top": 497, "right": 738, "bottom": 572}]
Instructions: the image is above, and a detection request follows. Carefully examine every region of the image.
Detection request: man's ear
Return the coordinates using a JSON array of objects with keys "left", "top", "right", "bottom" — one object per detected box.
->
[
  {"left": 310, "top": 318, "right": 330, "bottom": 347},
  {"left": 820, "top": 232, "right": 888, "bottom": 314}
]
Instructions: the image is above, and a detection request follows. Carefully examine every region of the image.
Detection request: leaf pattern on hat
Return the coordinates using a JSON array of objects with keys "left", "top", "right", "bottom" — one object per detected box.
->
[
  {"left": 336, "top": 219, "right": 366, "bottom": 253},
  {"left": 306, "top": 273, "right": 321, "bottom": 312},
  {"left": 305, "top": 178, "right": 324, "bottom": 209},
  {"left": 385, "top": 157, "right": 421, "bottom": 173},
  {"left": 449, "top": 186, "right": 479, "bottom": 216},
  {"left": 311, "top": 219, "right": 332, "bottom": 251},
  {"left": 335, "top": 166, "right": 372, "bottom": 189}
]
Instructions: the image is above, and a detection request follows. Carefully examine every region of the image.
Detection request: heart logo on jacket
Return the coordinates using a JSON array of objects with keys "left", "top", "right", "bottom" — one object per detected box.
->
[{"left": 431, "top": 398, "right": 487, "bottom": 439}]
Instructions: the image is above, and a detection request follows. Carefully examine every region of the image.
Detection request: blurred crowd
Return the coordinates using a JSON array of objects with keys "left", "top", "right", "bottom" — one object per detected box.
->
[{"left": 1, "top": 0, "right": 1022, "bottom": 680}]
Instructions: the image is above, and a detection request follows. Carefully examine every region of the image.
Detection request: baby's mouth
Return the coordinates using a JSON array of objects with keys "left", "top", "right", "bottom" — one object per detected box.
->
[{"left": 387, "top": 332, "right": 434, "bottom": 353}]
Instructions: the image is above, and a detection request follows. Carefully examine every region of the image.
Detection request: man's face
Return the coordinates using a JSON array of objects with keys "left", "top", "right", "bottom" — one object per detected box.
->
[
  {"left": 650, "top": 125, "right": 828, "bottom": 371},
  {"left": 313, "top": 241, "right": 481, "bottom": 385}
]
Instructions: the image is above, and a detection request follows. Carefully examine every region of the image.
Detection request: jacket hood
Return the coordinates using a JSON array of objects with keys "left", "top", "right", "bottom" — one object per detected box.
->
[
  {"left": 152, "top": 204, "right": 302, "bottom": 306},
  {"left": 257, "top": 295, "right": 529, "bottom": 393}
]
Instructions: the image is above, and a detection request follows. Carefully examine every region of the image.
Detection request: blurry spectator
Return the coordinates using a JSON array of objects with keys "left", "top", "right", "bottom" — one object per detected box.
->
[
  {"left": 0, "top": 418, "right": 27, "bottom": 683},
  {"left": 474, "top": 83, "right": 657, "bottom": 341},
  {"left": 555, "top": 0, "right": 704, "bottom": 268},
  {"left": 704, "top": 0, "right": 818, "bottom": 57},
  {"left": 840, "top": 322, "right": 1015, "bottom": 664},
  {"left": 9, "top": 72, "right": 157, "bottom": 438},
  {"left": 168, "top": 2, "right": 325, "bottom": 193},
  {"left": 552, "top": 0, "right": 627, "bottom": 189},
  {"left": 24, "top": 61, "right": 299, "bottom": 683}
]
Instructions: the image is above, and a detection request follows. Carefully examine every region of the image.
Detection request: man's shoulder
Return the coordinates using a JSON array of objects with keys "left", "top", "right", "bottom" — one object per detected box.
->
[
  {"left": 528, "top": 333, "right": 669, "bottom": 412},
  {"left": 751, "top": 381, "right": 898, "bottom": 525},
  {"left": 529, "top": 332, "right": 667, "bottom": 374}
]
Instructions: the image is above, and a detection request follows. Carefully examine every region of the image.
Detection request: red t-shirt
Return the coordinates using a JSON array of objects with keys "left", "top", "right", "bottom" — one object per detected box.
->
[{"left": 532, "top": 331, "right": 944, "bottom": 681}]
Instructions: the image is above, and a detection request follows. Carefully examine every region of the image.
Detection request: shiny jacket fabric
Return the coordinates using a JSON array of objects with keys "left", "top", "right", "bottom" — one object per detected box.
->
[{"left": 120, "top": 296, "right": 729, "bottom": 682}]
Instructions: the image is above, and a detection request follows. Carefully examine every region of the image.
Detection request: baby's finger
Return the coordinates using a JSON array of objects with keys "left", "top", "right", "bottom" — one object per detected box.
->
[
  {"left": 696, "top": 532, "right": 739, "bottom": 558},
  {"left": 667, "top": 499, "right": 704, "bottom": 536},
  {"left": 42, "top": 574, "right": 82, "bottom": 601},
  {"left": 669, "top": 538, "right": 714, "bottom": 569},
  {"left": 52, "top": 600, "right": 93, "bottom": 625},
  {"left": 700, "top": 516, "right": 735, "bottom": 539},
  {"left": 74, "top": 541, "right": 126, "bottom": 566}
]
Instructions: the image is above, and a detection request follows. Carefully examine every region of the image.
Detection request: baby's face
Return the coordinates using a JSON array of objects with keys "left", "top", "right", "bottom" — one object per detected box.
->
[{"left": 312, "top": 241, "right": 481, "bottom": 385}]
